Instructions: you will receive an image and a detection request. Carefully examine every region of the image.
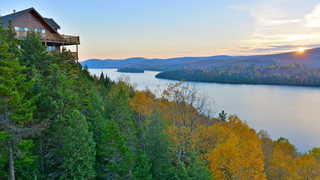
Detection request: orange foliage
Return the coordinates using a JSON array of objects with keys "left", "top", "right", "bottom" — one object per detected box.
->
[
  {"left": 129, "top": 90, "right": 156, "bottom": 117},
  {"left": 128, "top": 83, "right": 320, "bottom": 180},
  {"left": 206, "top": 116, "right": 266, "bottom": 180},
  {"left": 295, "top": 154, "right": 320, "bottom": 180}
]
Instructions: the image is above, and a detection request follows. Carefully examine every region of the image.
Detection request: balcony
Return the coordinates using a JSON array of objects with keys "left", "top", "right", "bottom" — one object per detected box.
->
[
  {"left": 15, "top": 31, "right": 80, "bottom": 45},
  {"left": 60, "top": 35, "right": 80, "bottom": 45},
  {"left": 70, "top": 52, "right": 79, "bottom": 60},
  {"left": 42, "top": 34, "right": 80, "bottom": 45}
]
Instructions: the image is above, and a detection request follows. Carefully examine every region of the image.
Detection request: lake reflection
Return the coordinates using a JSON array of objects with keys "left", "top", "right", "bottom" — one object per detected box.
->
[{"left": 89, "top": 69, "right": 320, "bottom": 152}]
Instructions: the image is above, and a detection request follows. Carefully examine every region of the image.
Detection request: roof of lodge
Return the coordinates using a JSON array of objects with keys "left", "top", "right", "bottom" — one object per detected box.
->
[
  {"left": 0, "top": 7, "right": 61, "bottom": 32},
  {"left": 44, "top": 18, "right": 60, "bottom": 30}
]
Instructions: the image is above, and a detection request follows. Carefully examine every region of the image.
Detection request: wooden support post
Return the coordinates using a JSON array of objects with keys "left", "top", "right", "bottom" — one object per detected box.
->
[{"left": 76, "top": 44, "right": 79, "bottom": 62}]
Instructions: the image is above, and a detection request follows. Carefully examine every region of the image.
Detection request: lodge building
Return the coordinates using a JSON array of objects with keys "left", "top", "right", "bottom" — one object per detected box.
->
[{"left": 0, "top": 8, "right": 80, "bottom": 60}]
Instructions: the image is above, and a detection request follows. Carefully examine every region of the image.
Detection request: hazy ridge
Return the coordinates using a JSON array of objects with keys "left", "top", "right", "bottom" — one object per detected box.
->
[{"left": 81, "top": 48, "right": 320, "bottom": 71}]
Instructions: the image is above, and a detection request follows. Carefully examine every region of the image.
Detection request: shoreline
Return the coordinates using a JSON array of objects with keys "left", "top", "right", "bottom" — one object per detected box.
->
[{"left": 155, "top": 76, "right": 320, "bottom": 88}]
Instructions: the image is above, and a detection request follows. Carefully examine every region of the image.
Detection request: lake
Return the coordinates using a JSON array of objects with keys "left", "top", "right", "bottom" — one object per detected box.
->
[{"left": 89, "top": 68, "right": 320, "bottom": 152}]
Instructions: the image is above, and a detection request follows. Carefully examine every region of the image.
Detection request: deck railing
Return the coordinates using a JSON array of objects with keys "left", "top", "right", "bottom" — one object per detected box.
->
[
  {"left": 15, "top": 31, "right": 80, "bottom": 45},
  {"left": 70, "top": 52, "right": 79, "bottom": 60},
  {"left": 61, "top": 35, "right": 80, "bottom": 44}
]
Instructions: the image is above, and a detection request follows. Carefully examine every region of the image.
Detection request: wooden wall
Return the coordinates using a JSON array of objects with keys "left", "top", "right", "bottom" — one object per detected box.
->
[{"left": 12, "top": 11, "right": 62, "bottom": 42}]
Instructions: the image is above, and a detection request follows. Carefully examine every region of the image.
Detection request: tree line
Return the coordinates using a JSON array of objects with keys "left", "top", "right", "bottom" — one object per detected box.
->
[
  {"left": 0, "top": 26, "right": 211, "bottom": 179},
  {"left": 156, "top": 64, "right": 320, "bottom": 87},
  {"left": 0, "top": 27, "right": 319, "bottom": 179},
  {"left": 117, "top": 68, "right": 144, "bottom": 73}
]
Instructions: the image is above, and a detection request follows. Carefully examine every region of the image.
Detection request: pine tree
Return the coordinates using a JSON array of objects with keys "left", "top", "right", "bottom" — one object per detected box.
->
[
  {"left": 103, "top": 120, "right": 134, "bottom": 179},
  {"left": 132, "top": 153, "right": 152, "bottom": 180},
  {"left": 20, "top": 32, "right": 48, "bottom": 70},
  {"left": 181, "top": 151, "right": 213, "bottom": 180},
  {"left": 0, "top": 27, "right": 44, "bottom": 180},
  {"left": 36, "top": 64, "right": 96, "bottom": 179},
  {"left": 53, "top": 110, "right": 96, "bottom": 179},
  {"left": 143, "top": 113, "right": 176, "bottom": 179},
  {"left": 218, "top": 110, "right": 228, "bottom": 121}
]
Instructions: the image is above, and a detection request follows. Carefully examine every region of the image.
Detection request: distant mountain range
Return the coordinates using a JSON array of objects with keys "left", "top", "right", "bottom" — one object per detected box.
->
[{"left": 81, "top": 48, "right": 320, "bottom": 71}]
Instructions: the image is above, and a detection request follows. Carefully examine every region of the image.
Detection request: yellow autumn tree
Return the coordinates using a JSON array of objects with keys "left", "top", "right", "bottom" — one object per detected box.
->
[
  {"left": 129, "top": 90, "right": 157, "bottom": 117},
  {"left": 206, "top": 116, "right": 266, "bottom": 180},
  {"left": 158, "top": 83, "right": 214, "bottom": 161},
  {"left": 309, "top": 148, "right": 320, "bottom": 161},
  {"left": 191, "top": 123, "right": 229, "bottom": 159},
  {"left": 295, "top": 154, "right": 320, "bottom": 180},
  {"left": 264, "top": 138, "right": 299, "bottom": 180},
  {"left": 128, "top": 83, "right": 320, "bottom": 180}
]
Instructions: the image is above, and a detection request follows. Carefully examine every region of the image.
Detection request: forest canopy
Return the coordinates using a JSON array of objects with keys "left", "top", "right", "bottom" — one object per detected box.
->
[
  {"left": 156, "top": 64, "right": 320, "bottom": 87},
  {"left": 0, "top": 27, "right": 319, "bottom": 180}
]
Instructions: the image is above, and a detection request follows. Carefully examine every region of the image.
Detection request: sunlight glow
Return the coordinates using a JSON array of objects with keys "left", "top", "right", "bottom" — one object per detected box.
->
[{"left": 297, "top": 47, "right": 306, "bottom": 54}]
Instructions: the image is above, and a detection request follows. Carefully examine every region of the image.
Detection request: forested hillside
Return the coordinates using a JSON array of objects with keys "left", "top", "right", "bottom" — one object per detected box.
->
[
  {"left": 117, "top": 68, "right": 144, "bottom": 73},
  {"left": 1, "top": 27, "right": 320, "bottom": 180},
  {"left": 80, "top": 56, "right": 233, "bottom": 70},
  {"left": 81, "top": 48, "right": 320, "bottom": 71},
  {"left": 156, "top": 64, "right": 320, "bottom": 87}
]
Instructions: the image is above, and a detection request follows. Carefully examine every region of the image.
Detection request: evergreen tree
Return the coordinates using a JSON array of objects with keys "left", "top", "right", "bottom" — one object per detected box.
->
[
  {"left": 132, "top": 153, "right": 152, "bottom": 180},
  {"left": 20, "top": 32, "right": 48, "bottom": 70},
  {"left": 103, "top": 120, "right": 134, "bottom": 179},
  {"left": 143, "top": 113, "right": 176, "bottom": 179},
  {"left": 218, "top": 110, "right": 228, "bottom": 121},
  {"left": 38, "top": 64, "right": 96, "bottom": 180},
  {"left": 180, "top": 151, "right": 213, "bottom": 180},
  {"left": 52, "top": 110, "right": 96, "bottom": 179},
  {"left": 0, "top": 26, "right": 43, "bottom": 180}
]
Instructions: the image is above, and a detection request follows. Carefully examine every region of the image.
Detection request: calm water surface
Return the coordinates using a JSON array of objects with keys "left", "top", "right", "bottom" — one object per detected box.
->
[{"left": 90, "top": 69, "right": 320, "bottom": 152}]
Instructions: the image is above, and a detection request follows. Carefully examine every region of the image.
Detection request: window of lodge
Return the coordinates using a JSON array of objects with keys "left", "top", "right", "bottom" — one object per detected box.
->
[
  {"left": 14, "top": 27, "right": 45, "bottom": 33},
  {"left": 47, "top": 46, "right": 56, "bottom": 52}
]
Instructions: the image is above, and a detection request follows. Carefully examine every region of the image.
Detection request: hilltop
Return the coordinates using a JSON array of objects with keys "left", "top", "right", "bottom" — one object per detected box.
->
[
  {"left": 81, "top": 55, "right": 233, "bottom": 70},
  {"left": 81, "top": 48, "right": 320, "bottom": 71}
]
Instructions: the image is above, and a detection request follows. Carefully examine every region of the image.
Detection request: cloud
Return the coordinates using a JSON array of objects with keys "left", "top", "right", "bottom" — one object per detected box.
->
[
  {"left": 247, "top": 33, "right": 320, "bottom": 45},
  {"left": 229, "top": 1, "right": 320, "bottom": 55},
  {"left": 241, "top": 44, "right": 320, "bottom": 53},
  {"left": 258, "top": 18, "right": 301, "bottom": 26},
  {"left": 305, "top": 4, "right": 320, "bottom": 28},
  {"left": 219, "top": 1, "right": 320, "bottom": 56}
]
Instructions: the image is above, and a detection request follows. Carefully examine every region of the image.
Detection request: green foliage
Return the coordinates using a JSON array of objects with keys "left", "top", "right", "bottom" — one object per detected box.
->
[
  {"left": 20, "top": 32, "right": 48, "bottom": 69},
  {"left": 105, "top": 81, "right": 135, "bottom": 138},
  {"left": 0, "top": 131, "right": 9, "bottom": 178},
  {"left": 181, "top": 152, "right": 213, "bottom": 180},
  {"left": 102, "top": 120, "right": 134, "bottom": 179},
  {"left": 142, "top": 113, "right": 177, "bottom": 179},
  {"left": 156, "top": 64, "right": 320, "bottom": 87},
  {"left": 3, "top": 25, "right": 318, "bottom": 180},
  {"left": 0, "top": 26, "right": 39, "bottom": 180},
  {"left": 218, "top": 110, "right": 228, "bottom": 121},
  {"left": 53, "top": 110, "right": 96, "bottom": 180},
  {"left": 0, "top": 29, "right": 35, "bottom": 126},
  {"left": 15, "top": 140, "right": 39, "bottom": 179},
  {"left": 133, "top": 153, "right": 153, "bottom": 180},
  {"left": 0, "top": 26, "right": 214, "bottom": 179},
  {"left": 309, "top": 148, "right": 320, "bottom": 161},
  {"left": 117, "top": 68, "right": 144, "bottom": 73}
]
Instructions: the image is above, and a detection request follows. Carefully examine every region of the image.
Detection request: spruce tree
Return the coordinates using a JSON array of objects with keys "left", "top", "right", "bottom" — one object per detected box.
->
[
  {"left": 103, "top": 120, "right": 134, "bottom": 179},
  {"left": 37, "top": 64, "right": 96, "bottom": 180},
  {"left": 20, "top": 32, "right": 48, "bottom": 70},
  {"left": 0, "top": 27, "right": 43, "bottom": 180},
  {"left": 53, "top": 110, "right": 96, "bottom": 179},
  {"left": 143, "top": 113, "right": 176, "bottom": 179}
]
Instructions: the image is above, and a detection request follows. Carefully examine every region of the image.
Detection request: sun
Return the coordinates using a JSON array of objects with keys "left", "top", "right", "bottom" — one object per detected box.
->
[{"left": 297, "top": 47, "right": 306, "bottom": 54}]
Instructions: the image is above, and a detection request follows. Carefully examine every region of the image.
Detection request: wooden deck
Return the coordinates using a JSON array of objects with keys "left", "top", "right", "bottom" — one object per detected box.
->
[
  {"left": 15, "top": 32, "right": 80, "bottom": 45},
  {"left": 70, "top": 52, "right": 78, "bottom": 60}
]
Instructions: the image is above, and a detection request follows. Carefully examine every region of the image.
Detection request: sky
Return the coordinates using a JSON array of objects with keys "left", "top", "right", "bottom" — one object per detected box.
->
[{"left": 1, "top": 0, "right": 320, "bottom": 60}]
